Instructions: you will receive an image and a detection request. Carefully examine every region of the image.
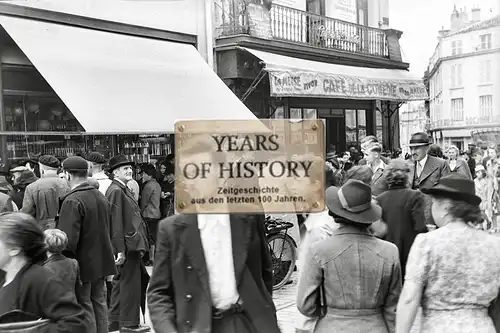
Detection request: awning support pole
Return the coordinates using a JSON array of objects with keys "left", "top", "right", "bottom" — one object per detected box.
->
[{"left": 241, "top": 69, "right": 266, "bottom": 102}]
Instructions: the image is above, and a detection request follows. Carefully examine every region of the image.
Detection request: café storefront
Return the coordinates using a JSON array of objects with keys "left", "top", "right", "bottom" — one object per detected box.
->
[
  {"left": 0, "top": 4, "right": 258, "bottom": 169},
  {"left": 217, "top": 47, "right": 428, "bottom": 153}
]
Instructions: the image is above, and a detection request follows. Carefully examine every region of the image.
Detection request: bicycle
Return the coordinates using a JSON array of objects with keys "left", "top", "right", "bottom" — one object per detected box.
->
[{"left": 265, "top": 215, "right": 297, "bottom": 290}]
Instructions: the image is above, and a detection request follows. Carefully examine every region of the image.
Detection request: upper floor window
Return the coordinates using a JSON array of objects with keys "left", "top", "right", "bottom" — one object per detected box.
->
[
  {"left": 451, "top": 64, "right": 463, "bottom": 87},
  {"left": 480, "top": 34, "right": 492, "bottom": 50},
  {"left": 451, "top": 98, "right": 464, "bottom": 121},
  {"left": 451, "top": 40, "right": 462, "bottom": 56},
  {"left": 479, "top": 95, "right": 493, "bottom": 119},
  {"left": 479, "top": 59, "right": 492, "bottom": 83}
]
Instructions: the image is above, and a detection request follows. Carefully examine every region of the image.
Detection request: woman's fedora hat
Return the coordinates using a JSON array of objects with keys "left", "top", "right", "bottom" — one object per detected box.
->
[
  {"left": 108, "top": 155, "right": 134, "bottom": 173},
  {"left": 421, "top": 173, "right": 481, "bottom": 206},
  {"left": 325, "top": 179, "right": 382, "bottom": 224},
  {"left": 408, "top": 132, "right": 431, "bottom": 147}
]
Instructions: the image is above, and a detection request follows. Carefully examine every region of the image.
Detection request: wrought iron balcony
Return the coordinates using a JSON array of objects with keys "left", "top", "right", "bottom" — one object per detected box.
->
[{"left": 215, "top": 1, "right": 390, "bottom": 58}]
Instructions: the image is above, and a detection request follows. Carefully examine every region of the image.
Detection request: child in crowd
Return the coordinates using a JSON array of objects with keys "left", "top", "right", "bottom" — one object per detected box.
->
[
  {"left": 474, "top": 165, "right": 489, "bottom": 230},
  {"left": 42, "top": 229, "right": 82, "bottom": 302}
]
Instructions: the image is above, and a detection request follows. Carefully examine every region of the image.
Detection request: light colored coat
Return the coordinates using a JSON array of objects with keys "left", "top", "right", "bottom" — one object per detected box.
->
[{"left": 297, "top": 224, "right": 402, "bottom": 333}]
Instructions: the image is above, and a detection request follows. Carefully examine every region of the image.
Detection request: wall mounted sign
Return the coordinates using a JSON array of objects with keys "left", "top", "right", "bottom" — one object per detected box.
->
[
  {"left": 317, "top": 25, "right": 361, "bottom": 43},
  {"left": 268, "top": 70, "right": 428, "bottom": 102},
  {"left": 175, "top": 119, "right": 325, "bottom": 214},
  {"left": 247, "top": 3, "right": 272, "bottom": 39}
]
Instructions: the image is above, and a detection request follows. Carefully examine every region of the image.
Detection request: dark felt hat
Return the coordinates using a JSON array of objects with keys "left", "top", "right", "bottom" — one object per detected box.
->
[
  {"left": 421, "top": 173, "right": 481, "bottom": 206},
  {"left": 325, "top": 179, "right": 382, "bottom": 224},
  {"left": 108, "top": 155, "right": 134, "bottom": 173},
  {"left": 85, "top": 152, "right": 106, "bottom": 164},
  {"left": 14, "top": 170, "right": 38, "bottom": 186},
  {"left": 409, "top": 132, "right": 431, "bottom": 147},
  {"left": 62, "top": 156, "right": 89, "bottom": 172},
  {"left": 38, "top": 155, "right": 60, "bottom": 168}
]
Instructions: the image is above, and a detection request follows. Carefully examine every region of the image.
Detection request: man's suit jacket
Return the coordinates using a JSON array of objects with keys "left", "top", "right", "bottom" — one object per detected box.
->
[
  {"left": 106, "top": 180, "right": 148, "bottom": 254},
  {"left": 409, "top": 155, "right": 450, "bottom": 190},
  {"left": 147, "top": 213, "right": 280, "bottom": 333}
]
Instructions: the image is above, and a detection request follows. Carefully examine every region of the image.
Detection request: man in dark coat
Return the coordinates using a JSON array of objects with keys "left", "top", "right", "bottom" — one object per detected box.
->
[
  {"left": 408, "top": 132, "right": 450, "bottom": 225},
  {"left": 57, "top": 156, "right": 117, "bottom": 333},
  {"left": 106, "top": 155, "right": 150, "bottom": 333},
  {"left": 147, "top": 140, "right": 280, "bottom": 333}
]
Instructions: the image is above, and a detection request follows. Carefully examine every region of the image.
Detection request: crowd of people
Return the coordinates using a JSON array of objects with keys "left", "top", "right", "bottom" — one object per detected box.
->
[
  {"left": 0, "top": 131, "right": 498, "bottom": 333},
  {"left": 0, "top": 152, "right": 178, "bottom": 333}
]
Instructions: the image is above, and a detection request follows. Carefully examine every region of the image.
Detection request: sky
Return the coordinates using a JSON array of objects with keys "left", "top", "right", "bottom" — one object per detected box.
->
[{"left": 390, "top": 0, "right": 498, "bottom": 76}]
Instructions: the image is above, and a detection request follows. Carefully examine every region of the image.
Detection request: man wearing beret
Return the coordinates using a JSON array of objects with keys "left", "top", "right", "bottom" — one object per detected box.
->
[
  {"left": 86, "top": 152, "right": 112, "bottom": 196},
  {"left": 21, "top": 155, "right": 70, "bottom": 229},
  {"left": 57, "top": 156, "right": 116, "bottom": 333},
  {"left": 106, "top": 155, "right": 150, "bottom": 333}
]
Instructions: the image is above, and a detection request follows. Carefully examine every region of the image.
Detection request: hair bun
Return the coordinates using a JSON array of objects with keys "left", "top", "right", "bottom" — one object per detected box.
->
[{"left": 24, "top": 241, "right": 48, "bottom": 263}]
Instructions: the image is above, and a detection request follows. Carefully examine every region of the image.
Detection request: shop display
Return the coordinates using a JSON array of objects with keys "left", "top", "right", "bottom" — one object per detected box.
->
[{"left": 118, "top": 135, "right": 172, "bottom": 165}]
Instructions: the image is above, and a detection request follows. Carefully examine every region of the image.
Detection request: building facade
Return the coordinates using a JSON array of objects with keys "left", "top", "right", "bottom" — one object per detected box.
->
[
  {"left": 426, "top": 6, "right": 500, "bottom": 151},
  {"left": 399, "top": 101, "right": 428, "bottom": 155},
  {"left": 213, "top": 0, "right": 426, "bottom": 153},
  {"left": 0, "top": 0, "right": 257, "bottom": 168}
]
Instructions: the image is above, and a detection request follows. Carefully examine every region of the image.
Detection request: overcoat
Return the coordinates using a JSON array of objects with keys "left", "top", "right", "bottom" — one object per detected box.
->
[
  {"left": 0, "top": 264, "right": 86, "bottom": 333},
  {"left": 376, "top": 186, "right": 428, "bottom": 278},
  {"left": 106, "top": 180, "right": 148, "bottom": 254},
  {"left": 296, "top": 225, "right": 401, "bottom": 333},
  {"left": 147, "top": 213, "right": 280, "bottom": 333},
  {"left": 57, "top": 183, "right": 117, "bottom": 282}
]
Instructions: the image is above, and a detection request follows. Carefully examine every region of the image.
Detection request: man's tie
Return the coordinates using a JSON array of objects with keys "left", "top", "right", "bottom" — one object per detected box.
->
[{"left": 416, "top": 161, "right": 423, "bottom": 178}]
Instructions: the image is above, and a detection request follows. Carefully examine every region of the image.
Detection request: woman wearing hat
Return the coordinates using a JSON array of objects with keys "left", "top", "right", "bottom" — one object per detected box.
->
[
  {"left": 296, "top": 180, "right": 402, "bottom": 333},
  {"left": 396, "top": 173, "right": 500, "bottom": 333}
]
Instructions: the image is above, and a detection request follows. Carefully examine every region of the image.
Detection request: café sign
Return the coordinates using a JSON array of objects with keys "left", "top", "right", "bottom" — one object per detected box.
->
[{"left": 268, "top": 70, "right": 428, "bottom": 102}]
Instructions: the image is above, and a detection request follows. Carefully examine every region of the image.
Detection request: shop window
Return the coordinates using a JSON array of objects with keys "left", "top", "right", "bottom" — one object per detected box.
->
[
  {"left": 3, "top": 133, "right": 172, "bottom": 167},
  {"left": 303, "top": 108, "right": 317, "bottom": 119},
  {"left": 345, "top": 109, "right": 357, "bottom": 147},
  {"left": 273, "top": 106, "right": 285, "bottom": 119},
  {"left": 358, "top": 110, "right": 366, "bottom": 142},
  {"left": 117, "top": 135, "right": 173, "bottom": 164},
  {"left": 290, "top": 108, "right": 302, "bottom": 119},
  {"left": 376, "top": 110, "right": 383, "bottom": 143},
  {"left": 3, "top": 95, "right": 84, "bottom": 132}
]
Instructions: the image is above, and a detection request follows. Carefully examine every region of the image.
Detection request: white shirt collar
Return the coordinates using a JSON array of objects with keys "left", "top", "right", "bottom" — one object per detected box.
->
[
  {"left": 371, "top": 159, "right": 386, "bottom": 172},
  {"left": 419, "top": 154, "right": 428, "bottom": 167},
  {"left": 198, "top": 214, "right": 230, "bottom": 229}
]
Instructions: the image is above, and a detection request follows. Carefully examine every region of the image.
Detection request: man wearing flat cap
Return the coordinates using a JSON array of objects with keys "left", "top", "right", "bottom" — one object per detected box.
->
[
  {"left": 86, "top": 152, "right": 112, "bottom": 196},
  {"left": 106, "top": 155, "right": 150, "bottom": 333},
  {"left": 57, "top": 156, "right": 116, "bottom": 333},
  {"left": 21, "top": 155, "right": 70, "bottom": 229}
]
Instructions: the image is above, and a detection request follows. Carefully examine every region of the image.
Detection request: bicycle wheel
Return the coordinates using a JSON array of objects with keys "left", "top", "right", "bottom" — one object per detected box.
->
[{"left": 267, "top": 232, "right": 297, "bottom": 290}]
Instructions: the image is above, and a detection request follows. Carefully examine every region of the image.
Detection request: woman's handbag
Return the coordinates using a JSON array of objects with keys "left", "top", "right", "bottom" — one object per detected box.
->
[{"left": 0, "top": 265, "right": 50, "bottom": 333}]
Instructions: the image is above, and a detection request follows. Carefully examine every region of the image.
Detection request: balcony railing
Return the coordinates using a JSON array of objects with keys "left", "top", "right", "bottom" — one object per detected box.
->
[{"left": 215, "top": 1, "right": 390, "bottom": 58}]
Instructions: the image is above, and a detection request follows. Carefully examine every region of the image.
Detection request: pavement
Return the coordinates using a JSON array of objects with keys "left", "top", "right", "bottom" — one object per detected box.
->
[
  {"left": 112, "top": 268, "right": 299, "bottom": 333},
  {"left": 119, "top": 269, "right": 423, "bottom": 333}
]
